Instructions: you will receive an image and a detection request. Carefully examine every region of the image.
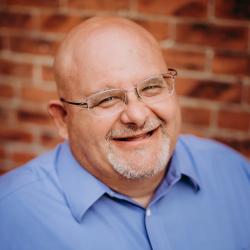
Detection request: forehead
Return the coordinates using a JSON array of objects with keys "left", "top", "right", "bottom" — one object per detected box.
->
[{"left": 70, "top": 25, "right": 167, "bottom": 97}]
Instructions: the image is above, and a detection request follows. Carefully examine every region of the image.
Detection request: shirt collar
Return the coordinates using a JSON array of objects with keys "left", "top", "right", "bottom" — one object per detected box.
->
[
  {"left": 56, "top": 136, "right": 201, "bottom": 222},
  {"left": 170, "top": 136, "right": 201, "bottom": 191},
  {"left": 56, "top": 142, "right": 110, "bottom": 223},
  {"left": 151, "top": 136, "right": 201, "bottom": 204}
]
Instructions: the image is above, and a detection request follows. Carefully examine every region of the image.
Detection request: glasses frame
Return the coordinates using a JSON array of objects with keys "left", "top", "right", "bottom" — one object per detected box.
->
[{"left": 60, "top": 68, "right": 177, "bottom": 110}]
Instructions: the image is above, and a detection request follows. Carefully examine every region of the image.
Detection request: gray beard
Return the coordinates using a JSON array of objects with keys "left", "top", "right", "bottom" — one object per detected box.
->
[{"left": 106, "top": 126, "right": 170, "bottom": 179}]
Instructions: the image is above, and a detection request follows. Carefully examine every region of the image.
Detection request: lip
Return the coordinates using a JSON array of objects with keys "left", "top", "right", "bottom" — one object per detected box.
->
[{"left": 111, "top": 126, "right": 160, "bottom": 147}]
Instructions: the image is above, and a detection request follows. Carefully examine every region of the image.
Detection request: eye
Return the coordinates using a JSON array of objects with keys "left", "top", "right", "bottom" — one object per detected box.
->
[
  {"left": 140, "top": 80, "right": 165, "bottom": 97},
  {"left": 142, "top": 84, "right": 163, "bottom": 91},
  {"left": 95, "top": 95, "right": 122, "bottom": 108}
]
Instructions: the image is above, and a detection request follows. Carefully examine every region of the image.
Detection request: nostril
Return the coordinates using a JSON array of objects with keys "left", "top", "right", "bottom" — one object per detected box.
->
[{"left": 119, "top": 92, "right": 152, "bottom": 128}]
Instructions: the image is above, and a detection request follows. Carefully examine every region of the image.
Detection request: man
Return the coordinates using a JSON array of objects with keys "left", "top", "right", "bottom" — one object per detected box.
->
[{"left": 0, "top": 16, "right": 249, "bottom": 250}]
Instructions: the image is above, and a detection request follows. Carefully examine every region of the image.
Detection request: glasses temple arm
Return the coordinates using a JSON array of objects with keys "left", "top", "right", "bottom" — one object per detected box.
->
[{"left": 60, "top": 98, "right": 88, "bottom": 108}]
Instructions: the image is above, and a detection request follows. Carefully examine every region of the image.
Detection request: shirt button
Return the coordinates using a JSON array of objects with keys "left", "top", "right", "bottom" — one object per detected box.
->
[
  {"left": 109, "top": 191, "right": 115, "bottom": 197},
  {"left": 146, "top": 209, "right": 151, "bottom": 216}
]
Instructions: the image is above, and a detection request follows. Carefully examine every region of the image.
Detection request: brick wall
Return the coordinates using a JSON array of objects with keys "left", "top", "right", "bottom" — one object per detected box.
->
[{"left": 0, "top": 0, "right": 249, "bottom": 174}]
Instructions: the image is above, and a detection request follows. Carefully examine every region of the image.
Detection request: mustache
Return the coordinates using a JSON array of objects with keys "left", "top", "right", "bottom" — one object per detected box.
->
[{"left": 106, "top": 118, "right": 165, "bottom": 139}]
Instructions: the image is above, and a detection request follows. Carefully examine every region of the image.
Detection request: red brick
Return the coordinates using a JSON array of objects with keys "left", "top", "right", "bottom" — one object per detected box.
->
[
  {"left": 163, "top": 48, "right": 206, "bottom": 71},
  {"left": 0, "top": 169, "right": 7, "bottom": 176},
  {"left": 10, "top": 36, "right": 59, "bottom": 56},
  {"left": 137, "top": 0, "right": 208, "bottom": 17},
  {"left": 213, "top": 136, "right": 250, "bottom": 158},
  {"left": 0, "top": 127, "right": 33, "bottom": 142},
  {"left": 181, "top": 125, "right": 208, "bottom": 137},
  {"left": 134, "top": 19, "right": 169, "bottom": 41},
  {"left": 0, "top": 59, "right": 32, "bottom": 77},
  {"left": 21, "top": 86, "right": 57, "bottom": 102},
  {"left": 0, "top": 59, "right": 33, "bottom": 78},
  {"left": 42, "top": 66, "right": 54, "bottom": 81},
  {"left": 0, "top": 84, "right": 14, "bottom": 97},
  {"left": 6, "top": 0, "right": 59, "bottom": 8},
  {"left": 246, "top": 86, "right": 250, "bottom": 104},
  {"left": 0, "top": 148, "right": 7, "bottom": 175},
  {"left": 17, "top": 109, "right": 52, "bottom": 125},
  {"left": 0, "top": 106, "right": 14, "bottom": 125},
  {"left": 0, "top": 11, "right": 33, "bottom": 29},
  {"left": 0, "top": 0, "right": 6, "bottom": 7},
  {"left": 215, "top": 0, "right": 250, "bottom": 21},
  {"left": 212, "top": 51, "right": 250, "bottom": 76},
  {"left": 176, "top": 23, "right": 248, "bottom": 51},
  {"left": 0, "top": 163, "right": 21, "bottom": 174},
  {"left": 0, "top": 36, "right": 3, "bottom": 50},
  {"left": 0, "top": 169, "right": 7, "bottom": 175},
  {"left": 0, "top": 147, "right": 7, "bottom": 175},
  {"left": 182, "top": 106, "right": 211, "bottom": 126},
  {"left": 40, "top": 131, "right": 63, "bottom": 148},
  {"left": 1, "top": 35, "right": 10, "bottom": 50},
  {"left": 68, "top": 0, "right": 130, "bottom": 11},
  {"left": 176, "top": 78, "right": 242, "bottom": 103},
  {"left": 0, "top": 165, "right": 16, "bottom": 175},
  {"left": 0, "top": 107, "right": 9, "bottom": 121},
  {"left": 40, "top": 14, "right": 85, "bottom": 33},
  {"left": 10, "top": 37, "right": 58, "bottom": 55},
  {"left": 0, "top": 147, "right": 5, "bottom": 162},
  {"left": 217, "top": 110, "right": 250, "bottom": 131},
  {"left": 10, "top": 151, "right": 36, "bottom": 164}
]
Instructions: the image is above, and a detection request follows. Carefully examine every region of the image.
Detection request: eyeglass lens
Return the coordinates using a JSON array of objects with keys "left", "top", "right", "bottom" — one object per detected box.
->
[{"left": 89, "top": 74, "right": 175, "bottom": 116}]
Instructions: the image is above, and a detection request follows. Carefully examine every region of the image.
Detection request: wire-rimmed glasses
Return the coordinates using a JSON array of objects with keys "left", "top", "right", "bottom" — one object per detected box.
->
[{"left": 60, "top": 68, "right": 177, "bottom": 117}]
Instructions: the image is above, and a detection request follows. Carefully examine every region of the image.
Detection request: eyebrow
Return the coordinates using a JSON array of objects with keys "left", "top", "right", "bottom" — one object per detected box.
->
[
  {"left": 88, "top": 86, "right": 122, "bottom": 96},
  {"left": 86, "top": 73, "right": 166, "bottom": 96}
]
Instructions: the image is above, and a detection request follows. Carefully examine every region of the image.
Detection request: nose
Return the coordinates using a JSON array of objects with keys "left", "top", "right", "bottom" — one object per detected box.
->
[{"left": 119, "top": 91, "right": 150, "bottom": 128}]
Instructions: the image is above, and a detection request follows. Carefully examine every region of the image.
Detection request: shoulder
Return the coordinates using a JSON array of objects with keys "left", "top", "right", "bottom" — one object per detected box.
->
[
  {"left": 179, "top": 134, "right": 249, "bottom": 164},
  {"left": 0, "top": 145, "right": 63, "bottom": 205},
  {"left": 178, "top": 134, "right": 250, "bottom": 180},
  {"left": 0, "top": 144, "right": 69, "bottom": 246}
]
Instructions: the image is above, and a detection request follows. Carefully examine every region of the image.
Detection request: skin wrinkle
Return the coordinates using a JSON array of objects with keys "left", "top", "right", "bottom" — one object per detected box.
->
[
  {"left": 107, "top": 117, "right": 164, "bottom": 139},
  {"left": 50, "top": 16, "right": 181, "bottom": 207}
]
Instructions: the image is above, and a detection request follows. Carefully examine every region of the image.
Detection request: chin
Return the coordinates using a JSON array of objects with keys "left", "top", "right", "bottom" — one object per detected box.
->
[{"left": 106, "top": 135, "right": 171, "bottom": 180}]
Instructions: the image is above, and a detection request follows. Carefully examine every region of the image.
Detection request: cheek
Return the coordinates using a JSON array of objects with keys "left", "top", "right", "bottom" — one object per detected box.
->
[
  {"left": 67, "top": 111, "right": 92, "bottom": 146},
  {"left": 69, "top": 111, "right": 116, "bottom": 148},
  {"left": 149, "top": 97, "right": 181, "bottom": 148},
  {"left": 67, "top": 115, "right": 105, "bottom": 165},
  {"left": 150, "top": 96, "right": 180, "bottom": 125}
]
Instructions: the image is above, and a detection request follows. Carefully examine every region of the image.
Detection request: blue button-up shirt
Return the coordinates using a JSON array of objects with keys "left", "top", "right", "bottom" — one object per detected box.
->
[{"left": 0, "top": 135, "right": 250, "bottom": 250}]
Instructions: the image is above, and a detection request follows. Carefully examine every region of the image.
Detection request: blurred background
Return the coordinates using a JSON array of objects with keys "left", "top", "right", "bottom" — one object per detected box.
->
[{"left": 0, "top": 0, "right": 249, "bottom": 174}]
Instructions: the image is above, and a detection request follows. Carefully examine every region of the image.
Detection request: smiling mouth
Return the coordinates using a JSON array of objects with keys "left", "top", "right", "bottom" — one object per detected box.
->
[{"left": 112, "top": 128, "right": 158, "bottom": 142}]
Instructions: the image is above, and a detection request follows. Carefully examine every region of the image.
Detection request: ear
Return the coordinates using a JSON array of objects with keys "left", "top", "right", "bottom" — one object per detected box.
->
[{"left": 48, "top": 100, "right": 69, "bottom": 139}]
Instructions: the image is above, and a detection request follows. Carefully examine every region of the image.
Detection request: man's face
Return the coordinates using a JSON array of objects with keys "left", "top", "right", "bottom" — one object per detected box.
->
[{"left": 64, "top": 27, "right": 181, "bottom": 181}]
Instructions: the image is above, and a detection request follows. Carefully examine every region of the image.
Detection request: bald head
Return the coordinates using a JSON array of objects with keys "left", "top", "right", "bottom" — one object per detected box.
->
[{"left": 54, "top": 16, "right": 166, "bottom": 98}]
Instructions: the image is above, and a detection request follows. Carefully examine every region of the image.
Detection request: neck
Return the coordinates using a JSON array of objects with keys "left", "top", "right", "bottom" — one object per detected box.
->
[
  {"left": 105, "top": 170, "right": 166, "bottom": 208},
  {"left": 73, "top": 148, "right": 168, "bottom": 208}
]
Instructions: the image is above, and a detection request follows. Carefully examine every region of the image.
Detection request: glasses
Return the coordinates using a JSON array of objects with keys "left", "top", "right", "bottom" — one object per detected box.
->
[{"left": 60, "top": 68, "right": 177, "bottom": 117}]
